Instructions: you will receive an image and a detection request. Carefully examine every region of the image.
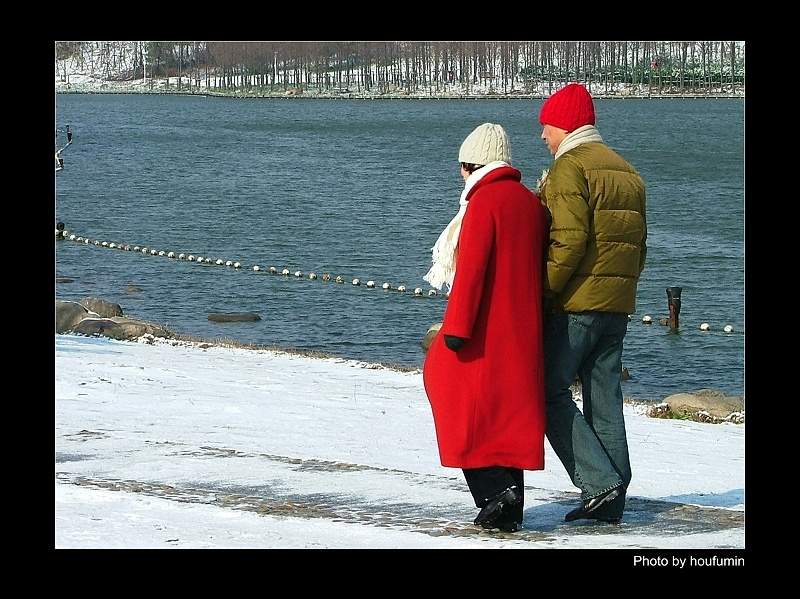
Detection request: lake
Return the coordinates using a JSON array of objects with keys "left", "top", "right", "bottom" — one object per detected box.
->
[{"left": 55, "top": 94, "right": 744, "bottom": 401}]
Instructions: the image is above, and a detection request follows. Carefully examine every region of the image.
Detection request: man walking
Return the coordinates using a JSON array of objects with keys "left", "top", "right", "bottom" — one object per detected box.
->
[{"left": 536, "top": 83, "right": 647, "bottom": 523}]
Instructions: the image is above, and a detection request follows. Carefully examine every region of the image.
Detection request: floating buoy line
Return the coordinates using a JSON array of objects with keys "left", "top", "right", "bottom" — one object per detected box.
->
[
  {"left": 56, "top": 229, "right": 743, "bottom": 334},
  {"left": 639, "top": 314, "right": 740, "bottom": 334},
  {"left": 57, "top": 229, "right": 448, "bottom": 302}
]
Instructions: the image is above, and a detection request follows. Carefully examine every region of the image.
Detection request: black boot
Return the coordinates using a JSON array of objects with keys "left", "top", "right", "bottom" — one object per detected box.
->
[
  {"left": 564, "top": 484, "right": 623, "bottom": 523},
  {"left": 587, "top": 488, "right": 626, "bottom": 523},
  {"left": 490, "top": 511, "right": 522, "bottom": 532},
  {"left": 474, "top": 486, "right": 521, "bottom": 530}
]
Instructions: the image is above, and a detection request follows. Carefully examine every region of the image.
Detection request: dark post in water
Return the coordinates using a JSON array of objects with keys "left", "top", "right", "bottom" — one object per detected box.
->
[{"left": 666, "top": 287, "right": 682, "bottom": 331}]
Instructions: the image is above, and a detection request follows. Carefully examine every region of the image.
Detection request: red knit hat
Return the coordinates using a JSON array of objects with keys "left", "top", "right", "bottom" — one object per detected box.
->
[{"left": 539, "top": 83, "right": 595, "bottom": 132}]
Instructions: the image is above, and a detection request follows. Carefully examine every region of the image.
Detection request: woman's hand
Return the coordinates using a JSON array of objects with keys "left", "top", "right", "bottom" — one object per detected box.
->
[{"left": 444, "top": 335, "right": 466, "bottom": 351}]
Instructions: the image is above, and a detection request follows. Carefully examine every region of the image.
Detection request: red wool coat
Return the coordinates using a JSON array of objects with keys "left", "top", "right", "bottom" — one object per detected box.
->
[{"left": 423, "top": 166, "right": 547, "bottom": 470}]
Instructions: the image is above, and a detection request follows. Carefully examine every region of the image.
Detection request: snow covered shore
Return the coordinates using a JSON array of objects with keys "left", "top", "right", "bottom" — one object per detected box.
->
[
  {"left": 55, "top": 71, "right": 743, "bottom": 100},
  {"left": 55, "top": 334, "right": 744, "bottom": 549}
]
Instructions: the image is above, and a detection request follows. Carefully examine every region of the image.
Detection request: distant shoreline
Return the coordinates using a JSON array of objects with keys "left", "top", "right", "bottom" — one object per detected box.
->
[{"left": 56, "top": 88, "right": 744, "bottom": 101}]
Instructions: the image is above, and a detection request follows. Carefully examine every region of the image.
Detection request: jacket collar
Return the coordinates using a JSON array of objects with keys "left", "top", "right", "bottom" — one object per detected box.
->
[{"left": 466, "top": 165, "right": 521, "bottom": 200}]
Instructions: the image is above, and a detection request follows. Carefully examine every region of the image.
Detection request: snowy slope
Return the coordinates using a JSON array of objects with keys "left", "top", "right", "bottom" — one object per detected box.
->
[{"left": 55, "top": 335, "right": 744, "bottom": 548}]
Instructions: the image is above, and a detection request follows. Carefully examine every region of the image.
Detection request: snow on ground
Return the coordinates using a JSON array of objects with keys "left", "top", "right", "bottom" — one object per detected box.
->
[
  {"left": 55, "top": 59, "right": 736, "bottom": 99},
  {"left": 55, "top": 334, "right": 744, "bottom": 548}
]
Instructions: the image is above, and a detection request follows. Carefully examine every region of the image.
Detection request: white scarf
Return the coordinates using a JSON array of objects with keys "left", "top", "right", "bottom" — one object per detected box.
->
[
  {"left": 554, "top": 124, "right": 604, "bottom": 160},
  {"left": 423, "top": 161, "right": 510, "bottom": 291}
]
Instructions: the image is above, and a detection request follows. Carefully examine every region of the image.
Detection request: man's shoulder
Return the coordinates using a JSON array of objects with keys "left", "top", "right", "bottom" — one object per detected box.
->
[
  {"left": 547, "top": 154, "right": 586, "bottom": 189},
  {"left": 582, "top": 143, "right": 637, "bottom": 172}
]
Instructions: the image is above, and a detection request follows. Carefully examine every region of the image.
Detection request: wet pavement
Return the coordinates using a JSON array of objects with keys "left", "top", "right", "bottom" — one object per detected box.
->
[{"left": 56, "top": 442, "right": 743, "bottom": 546}]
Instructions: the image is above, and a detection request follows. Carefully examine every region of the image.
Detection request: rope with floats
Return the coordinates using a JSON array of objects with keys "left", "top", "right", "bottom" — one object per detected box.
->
[
  {"left": 56, "top": 228, "right": 741, "bottom": 333},
  {"left": 56, "top": 229, "right": 445, "bottom": 301},
  {"left": 639, "top": 315, "right": 737, "bottom": 333}
]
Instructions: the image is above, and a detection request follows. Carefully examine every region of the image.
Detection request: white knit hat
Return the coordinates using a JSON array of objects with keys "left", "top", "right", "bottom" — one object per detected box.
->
[{"left": 458, "top": 123, "right": 511, "bottom": 165}]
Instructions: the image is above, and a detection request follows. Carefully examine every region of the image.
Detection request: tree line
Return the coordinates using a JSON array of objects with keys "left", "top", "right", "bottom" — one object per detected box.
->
[{"left": 56, "top": 41, "right": 745, "bottom": 94}]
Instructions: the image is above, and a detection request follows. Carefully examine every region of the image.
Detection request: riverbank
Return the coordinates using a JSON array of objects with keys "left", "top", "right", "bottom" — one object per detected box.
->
[
  {"left": 55, "top": 333, "right": 744, "bottom": 548},
  {"left": 56, "top": 228, "right": 744, "bottom": 419},
  {"left": 56, "top": 88, "right": 744, "bottom": 100},
  {"left": 55, "top": 76, "right": 744, "bottom": 100},
  {"left": 55, "top": 284, "right": 741, "bottom": 422}
]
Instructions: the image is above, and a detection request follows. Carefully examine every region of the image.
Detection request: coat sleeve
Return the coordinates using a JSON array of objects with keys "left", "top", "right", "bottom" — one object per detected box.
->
[
  {"left": 544, "top": 159, "right": 590, "bottom": 295},
  {"left": 441, "top": 197, "right": 494, "bottom": 340}
]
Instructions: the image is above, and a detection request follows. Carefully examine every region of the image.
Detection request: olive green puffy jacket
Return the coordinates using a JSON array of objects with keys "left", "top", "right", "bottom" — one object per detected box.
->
[{"left": 540, "top": 142, "right": 647, "bottom": 314}]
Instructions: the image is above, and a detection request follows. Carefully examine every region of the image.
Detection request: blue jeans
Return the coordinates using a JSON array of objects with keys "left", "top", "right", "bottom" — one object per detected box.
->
[{"left": 543, "top": 311, "right": 631, "bottom": 501}]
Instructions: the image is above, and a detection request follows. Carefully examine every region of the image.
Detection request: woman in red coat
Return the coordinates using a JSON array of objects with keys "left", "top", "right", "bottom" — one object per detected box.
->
[{"left": 423, "top": 123, "right": 547, "bottom": 532}]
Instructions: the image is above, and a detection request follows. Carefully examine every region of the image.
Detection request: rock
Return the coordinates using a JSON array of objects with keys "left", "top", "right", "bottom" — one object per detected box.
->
[
  {"left": 207, "top": 312, "right": 262, "bottom": 323},
  {"left": 646, "top": 403, "right": 672, "bottom": 419},
  {"left": 56, "top": 300, "right": 91, "bottom": 333},
  {"left": 108, "top": 320, "right": 149, "bottom": 339},
  {"left": 664, "top": 389, "right": 744, "bottom": 419},
  {"left": 125, "top": 284, "right": 143, "bottom": 294},
  {"left": 73, "top": 317, "right": 124, "bottom": 338},
  {"left": 110, "top": 318, "right": 156, "bottom": 339},
  {"left": 56, "top": 277, "right": 75, "bottom": 284},
  {"left": 725, "top": 412, "right": 745, "bottom": 424},
  {"left": 79, "top": 297, "right": 123, "bottom": 318},
  {"left": 72, "top": 315, "right": 172, "bottom": 340},
  {"left": 421, "top": 322, "right": 442, "bottom": 352},
  {"left": 110, "top": 317, "right": 172, "bottom": 339}
]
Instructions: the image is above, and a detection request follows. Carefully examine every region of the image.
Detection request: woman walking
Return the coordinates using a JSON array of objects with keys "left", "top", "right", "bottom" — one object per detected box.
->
[{"left": 423, "top": 123, "right": 548, "bottom": 532}]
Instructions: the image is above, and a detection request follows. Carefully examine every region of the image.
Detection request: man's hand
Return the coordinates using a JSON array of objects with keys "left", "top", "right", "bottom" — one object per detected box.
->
[{"left": 444, "top": 335, "right": 466, "bottom": 351}]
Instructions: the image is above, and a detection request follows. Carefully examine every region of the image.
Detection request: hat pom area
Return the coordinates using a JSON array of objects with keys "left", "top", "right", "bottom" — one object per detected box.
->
[
  {"left": 458, "top": 123, "right": 511, "bottom": 165},
  {"left": 539, "top": 83, "right": 595, "bottom": 133}
]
